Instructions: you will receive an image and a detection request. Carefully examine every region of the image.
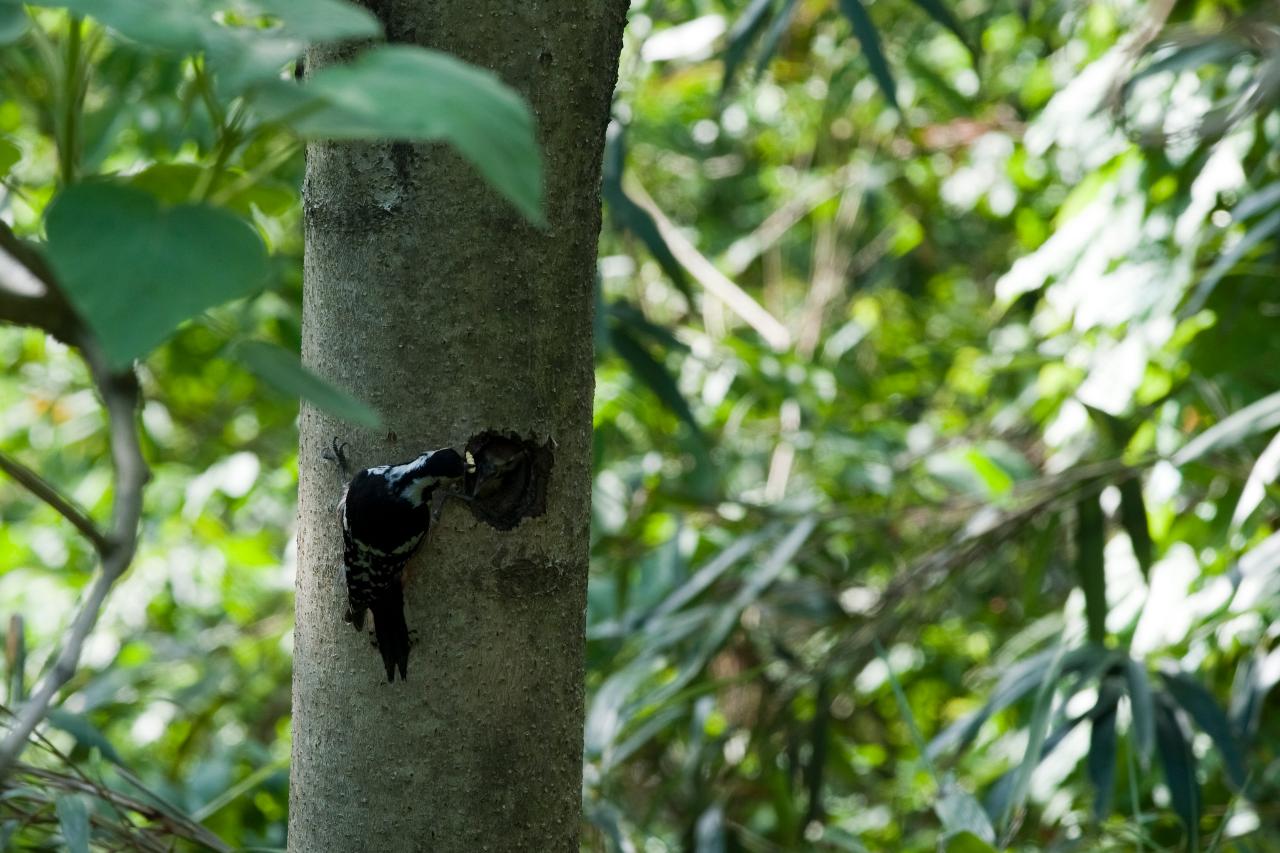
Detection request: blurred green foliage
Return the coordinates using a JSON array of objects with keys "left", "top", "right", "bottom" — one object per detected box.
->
[{"left": 2, "top": 0, "right": 1280, "bottom": 850}]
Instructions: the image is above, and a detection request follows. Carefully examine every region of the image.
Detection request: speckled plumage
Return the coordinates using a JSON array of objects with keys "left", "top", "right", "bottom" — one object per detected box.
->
[{"left": 337, "top": 447, "right": 465, "bottom": 681}]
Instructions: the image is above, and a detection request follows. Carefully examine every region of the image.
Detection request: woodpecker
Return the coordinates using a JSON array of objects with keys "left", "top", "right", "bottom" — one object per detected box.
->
[{"left": 332, "top": 440, "right": 466, "bottom": 682}]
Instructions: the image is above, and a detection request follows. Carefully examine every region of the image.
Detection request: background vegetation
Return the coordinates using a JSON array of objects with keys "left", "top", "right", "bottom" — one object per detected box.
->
[{"left": 1, "top": 0, "right": 1278, "bottom": 850}]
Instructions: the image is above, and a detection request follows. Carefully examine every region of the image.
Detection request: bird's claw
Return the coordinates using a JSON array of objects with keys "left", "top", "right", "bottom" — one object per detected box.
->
[{"left": 325, "top": 436, "right": 352, "bottom": 478}]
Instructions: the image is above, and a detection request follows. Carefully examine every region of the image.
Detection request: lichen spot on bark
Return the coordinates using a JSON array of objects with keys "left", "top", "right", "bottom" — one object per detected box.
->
[{"left": 464, "top": 431, "right": 554, "bottom": 530}]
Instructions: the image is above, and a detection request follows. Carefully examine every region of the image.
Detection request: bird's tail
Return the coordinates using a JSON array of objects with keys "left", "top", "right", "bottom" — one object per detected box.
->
[{"left": 370, "top": 586, "right": 410, "bottom": 682}]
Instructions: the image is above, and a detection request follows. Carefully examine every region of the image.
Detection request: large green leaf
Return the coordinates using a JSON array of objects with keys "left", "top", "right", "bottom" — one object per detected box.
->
[
  {"left": 233, "top": 341, "right": 381, "bottom": 429},
  {"left": 28, "top": 0, "right": 380, "bottom": 92},
  {"left": 269, "top": 45, "right": 543, "bottom": 223},
  {"left": 45, "top": 183, "right": 268, "bottom": 367}
]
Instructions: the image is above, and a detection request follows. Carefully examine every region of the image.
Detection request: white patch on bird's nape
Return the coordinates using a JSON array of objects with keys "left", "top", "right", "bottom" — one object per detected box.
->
[{"left": 385, "top": 451, "right": 435, "bottom": 486}]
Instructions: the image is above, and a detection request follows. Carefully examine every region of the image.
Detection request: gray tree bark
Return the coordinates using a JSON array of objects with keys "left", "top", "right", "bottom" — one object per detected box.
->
[{"left": 289, "top": 3, "right": 627, "bottom": 850}]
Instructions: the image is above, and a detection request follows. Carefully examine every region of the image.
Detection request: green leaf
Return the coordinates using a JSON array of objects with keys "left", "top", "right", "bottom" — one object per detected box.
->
[
  {"left": 721, "top": 0, "right": 775, "bottom": 95},
  {"left": 601, "top": 124, "right": 692, "bottom": 298},
  {"left": 985, "top": 713, "right": 1090, "bottom": 821},
  {"left": 1230, "top": 428, "right": 1280, "bottom": 532},
  {"left": 45, "top": 183, "right": 268, "bottom": 367},
  {"left": 944, "top": 832, "right": 998, "bottom": 853},
  {"left": 249, "top": 0, "right": 381, "bottom": 44},
  {"left": 32, "top": 0, "right": 219, "bottom": 52},
  {"left": 1185, "top": 206, "right": 1280, "bottom": 314},
  {"left": 27, "top": 0, "right": 379, "bottom": 91},
  {"left": 610, "top": 325, "right": 702, "bottom": 437},
  {"left": 927, "top": 645, "right": 1097, "bottom": 759},
  {"left": 608, "top": 301, "right": 688, "bottom": 353},
  {"left": 837, "top": 0, "right": 899, "bottom": 112},
  {"left": 754, "top": 0, "right": 798, "bottom": 78},
  {"left": 908, "top": 0, "right": 976, "bottom": 59},
  {"left": 935, "top": 787, "right": 996, "bottom": 844},
  {"left": 1154, "top": 696, "right": 1200, "bottom": 843},
  {"left": 695, "top": 805, "right": 726, "bottom": 853},
  {"left": 1231, "top": 182, "right": 1280, "bottom": 222},
  {"left": 1161, "top": 670, "right": 1248, "bottom": 789},
  {"left": 646, "top": 529, "right": 768, "bottom": 623},
  {"left": 1087, "top": 680, "right": 1122, "bottom": 819},
  {"left": 1001, "top": 639, "right": 1069, "bottom": 829},
  {"left": 0, "top": 138, "right": 19, "bottom": 179},
  {"left": 1118, "top": 479, "right": 1153, "bottom": 579},
  {"left": 1172, "top": 390, "right": 1280, "bottom": 466},
  {"left": 46, "top": 709, "right": 125, "bottom": 765},
  {"left": 129, "top": 162, "right": 296, "bottom": 216},
  {"left": 232, "top": 341, "right": 381, "bottom": 429},
  {"left": 1074, "top": 495, "right": 1108, "bottom": 645},
  {"left": 0, "top": 2, "right": 26, "bottom": 45},
  {"left": 1126, "top": 656, "right": 1155, "bottom": 767},
  {"left": 55, "top": 794, "right": 90, "bottom": 853},
  {"left": 271, "top": 45, "right": 543, "bottom": 223}
]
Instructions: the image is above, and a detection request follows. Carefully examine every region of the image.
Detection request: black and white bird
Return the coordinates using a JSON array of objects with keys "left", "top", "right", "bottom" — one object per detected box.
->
[{"left": 334, "top": 443, "right": 467, "bottom": 681}]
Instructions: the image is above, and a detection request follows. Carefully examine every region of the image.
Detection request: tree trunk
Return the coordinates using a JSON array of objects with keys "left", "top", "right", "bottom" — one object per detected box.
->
[{"left": 289, "top": 3, "right": 627, "bottom": 850}]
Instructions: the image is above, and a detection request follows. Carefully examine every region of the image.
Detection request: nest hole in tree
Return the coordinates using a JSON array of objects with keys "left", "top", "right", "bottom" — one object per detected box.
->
[{"left": 463, "top": 431, "right": 553, "bottom": 531}]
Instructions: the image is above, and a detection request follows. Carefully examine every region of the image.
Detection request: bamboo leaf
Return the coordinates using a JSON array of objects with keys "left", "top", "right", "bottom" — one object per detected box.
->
[
  {"left": 1087, "top": 680, "right": 1122, "bottom": 819},
  {"left": 721, "top": 0, "right": 775, "bottom": 94},
  {"left": 1075, "top": 496, "right": 1108, "bottom": 645},
  {"left": 1185, "top": 206, "right": 1280, "bottom": 314},
  {"left": 908, "top": 0, "right": 976, "bottom": 59},
  {"left": 1118, "top": 479, "right": 1154, "bottom": 580},
  {"left": 1173, "top": 390, "right": 1280, "bottom": 466},
  {"left": 1126, "top": 656, "right": 1156, "bottom": 767},
  {"left": 601, "top": 125, "right": 693, "bottom": 298},
  {"left": 837, "top": 0, "right": 900, "bottom": 112},
  {"left": 753, "top": 0, "right": 798, "bottom": 78},
  {"left": 1230, "top": 428, "right": 1280, "bottom": 532},
  {"left": 1154, "top": 696, "right": 1201, "bottom": 843},
  {"left": 1000, "top": 640, "right": 1068, "bottom": 829},
  {"left": 1161, "top": 670, "right": 1248, "bottom": 789}
]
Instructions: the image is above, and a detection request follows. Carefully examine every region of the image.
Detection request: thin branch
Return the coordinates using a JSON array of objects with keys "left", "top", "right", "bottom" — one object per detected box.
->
[
  {"left": 625, "top": 178, "right": 793, "bottom": 352},
  {"left": 0, "top": 451, "right": 111, "bottom": 554},
  {"left": 0, "top": 229, "right": 83, "bottom": 345},
  {"left": 721, "top": 161, "right": 865, "bottom": 278},
  {"left": 0, "top": 337, "right": 149, "bottom": 781}
]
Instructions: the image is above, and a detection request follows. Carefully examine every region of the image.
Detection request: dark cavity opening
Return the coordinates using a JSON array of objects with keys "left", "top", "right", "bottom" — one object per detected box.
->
[{"left": 464, "top": 431, "right": 553, "bottom": 530}]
